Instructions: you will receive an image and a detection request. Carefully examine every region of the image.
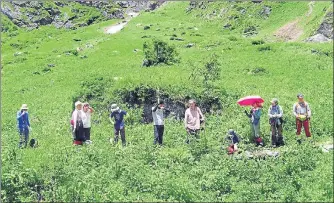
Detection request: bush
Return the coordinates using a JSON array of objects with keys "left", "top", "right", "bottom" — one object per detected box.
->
[{"left": 142, "top": 39, "right": 180, "bottom": 67}]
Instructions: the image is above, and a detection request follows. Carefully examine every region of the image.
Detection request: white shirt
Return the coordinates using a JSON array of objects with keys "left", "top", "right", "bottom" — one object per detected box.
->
[
  {"left": 72, "top": 109, "right": 86, "bottom": 129},
  {"left": 152, "top": 107, "right": 164, "bottom": 125},
  {"left": 83, "top": 111, "right": 92, "bottom": 128}
]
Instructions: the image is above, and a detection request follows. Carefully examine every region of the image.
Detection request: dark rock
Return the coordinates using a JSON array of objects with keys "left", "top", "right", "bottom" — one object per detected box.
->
[
  {"left": 48, "top": 64, "right": 55, "bottom": 67},
  {"left": 144, "top": 25, "right": 150, "bottom": 30},
  {"left": 185, "top": 43, "right": 195, "bottom": 48},
  {"left": 243, "top": 26, "right": 258, "bottom": 37},
  {"left": 175, "top": 38, "right": 184, "bottom": 41},
  {"left": 156, "top": 28, "right": 161, "bottom": 31},
  {"left": 252, "top": 0, "right": 262, "bottom": 3},
  {"left": 260, "top": 6, "right": 271, "bottom": 18},
  {"left": 80, "top": 55, "right": 88, "bottom": 59},
  {"left": 141, "top": 35, "right": 150, "bottom": 38},
  {"left": 32, "top": 71, "right": 40, "bottom": 75},
  {"left": 223, "top": 23, "right": 232, "bottom": 29}
]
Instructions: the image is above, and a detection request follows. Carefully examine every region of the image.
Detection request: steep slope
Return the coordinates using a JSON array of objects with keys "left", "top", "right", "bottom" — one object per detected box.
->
[{"left": 1, "top": 1, "right": 333, "bottom": 202}]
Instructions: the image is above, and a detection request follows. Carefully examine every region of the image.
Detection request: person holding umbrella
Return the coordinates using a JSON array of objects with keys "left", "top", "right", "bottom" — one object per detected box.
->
[{"left": 238, "top": 96, "right": 264, "bottom": 146}]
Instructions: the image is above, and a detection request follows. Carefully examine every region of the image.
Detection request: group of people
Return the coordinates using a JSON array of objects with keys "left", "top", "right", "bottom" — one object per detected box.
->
[
  {"left": 227, "top": 93, "right": 312, "bottom": 154},
  {"left": 16, "top": 93, "right": 312, "bottom": 153},
  {"left": 70, "top": 101, "right": 94, "bottom": 145}
]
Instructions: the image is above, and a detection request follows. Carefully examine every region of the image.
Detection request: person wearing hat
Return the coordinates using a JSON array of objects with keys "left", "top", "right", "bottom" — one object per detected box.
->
[
  {"left": 245, "top": 102, "right": 264, "bottom": 146},
  {"left": 109, "top": 104, "right": 127, "bottom": 146},
  {"left": 82, "top": 102, "right": 94, "bottom": 143},
  {"left": 152, "top": 100, "right": 166, "bottom": 145},
  {"left": 16, "top": 104, "right": 31, "bottom": 148},
  {"left": 293, "top": 93, "right": 312, "bottom": 138},
  {"left": 268, "top": 98, "right": 284, "bottom": 147},
  {"left": 72, "top": 101, "right": 86, "bottom": 145},
  {"left": 184, "top": 99, "right": 205, "bottom": 143}
]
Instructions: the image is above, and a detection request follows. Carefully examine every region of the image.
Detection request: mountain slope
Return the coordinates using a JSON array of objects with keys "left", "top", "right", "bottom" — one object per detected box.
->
[{"left": 1, "top": 1, "right": 333, "bottom": 202}]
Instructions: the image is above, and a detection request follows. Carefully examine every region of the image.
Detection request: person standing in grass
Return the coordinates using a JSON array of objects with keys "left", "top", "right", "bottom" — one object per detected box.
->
[
  {"left": 293, "top": 93, "right": 312, "bottom": 139},
  {"left": 268, "top": 98, "right": 284, "bottom": 147},
  {"left": 152, "top": 100, "right": 165, "bottom": 145},
  {"left": 245, "top": 102, "right": 264, "bottom": 146},
  {"left": 109, "top": 104, "right": 127, "bottom": 146},
  {"left": 72, "top": 101, "right": 86, "bottom": 145},
  {"left": 82, "top": 102, "right": 94, "bottom": 144},
  {"left": 17, "top": 104, "right": 31, "bottom": 148},
  {"left": 184, "top": 99, "right": 205, "bottom": 143}
]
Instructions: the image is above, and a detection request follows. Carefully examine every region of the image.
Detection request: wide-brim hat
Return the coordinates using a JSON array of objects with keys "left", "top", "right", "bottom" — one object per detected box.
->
[
  {"left": 21, "top": 104, "right": 28, "bottom": 110},
  {"left": 75, "top": 101, "right": 82, "bottom": 107},
  {"left": 297, "top": 93, "right": 304, "bottom": 98},
  {"left": 271, "top": 98, "right": 278, "bottom": 104},
  {"left": 110, "top": 104, "right": 119, "bottom": 112}
]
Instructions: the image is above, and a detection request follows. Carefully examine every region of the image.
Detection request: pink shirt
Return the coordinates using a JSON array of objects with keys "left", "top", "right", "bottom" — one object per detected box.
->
[{"left": 184, "top": 107, "right": 204, "bottom": 130}]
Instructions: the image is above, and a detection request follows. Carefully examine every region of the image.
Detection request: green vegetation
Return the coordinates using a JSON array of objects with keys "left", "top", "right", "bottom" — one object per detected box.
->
[{"left": 1, "top": 1, "right": 333, "bottom": 202}]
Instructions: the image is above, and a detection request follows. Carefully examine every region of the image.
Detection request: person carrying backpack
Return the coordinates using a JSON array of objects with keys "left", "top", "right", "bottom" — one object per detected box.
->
[
  {"left": 109, "top": 104, "right": 127, "bottom": 146},
  {"left": 268, "top": 98, "right": 284, "bottom": 147},
  {"left": 245, "top": 102, "right": 264, "bottom": 146},
  {"left": 184, "top": 99, "right": 205, "bottom": 143},
  {"left": 16, "top": 104, "right": 31, "bottom": 148},
  {"left": 152, "top": 100, "right": 165, "bottom": 145},
  {"left": 293, "top": 93, "right": 312, "bottom": 138}
]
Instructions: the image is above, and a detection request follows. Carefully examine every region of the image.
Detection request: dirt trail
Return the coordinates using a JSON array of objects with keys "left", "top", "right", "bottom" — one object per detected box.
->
[{"left": 274, "top": 1, "right": 315, "bottom": 41}]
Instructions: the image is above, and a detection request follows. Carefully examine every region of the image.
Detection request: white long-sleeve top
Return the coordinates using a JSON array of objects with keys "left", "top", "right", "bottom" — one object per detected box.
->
[{"left": 72, "top": 109, "right": 86, "bottom": 129}]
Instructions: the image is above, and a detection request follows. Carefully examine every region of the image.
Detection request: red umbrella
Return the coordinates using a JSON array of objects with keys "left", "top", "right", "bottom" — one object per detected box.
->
[{"left": 237, "top": 96, "right": 264, "bottom": 106}]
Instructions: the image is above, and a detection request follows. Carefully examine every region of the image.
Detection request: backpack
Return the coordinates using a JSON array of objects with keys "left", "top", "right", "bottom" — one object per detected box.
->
[
  {"left": 269, "top": 105, "right": 284, "bottom": 125},
  {"left": 29, "top": 138, "right": 38, "bottom": 148}
]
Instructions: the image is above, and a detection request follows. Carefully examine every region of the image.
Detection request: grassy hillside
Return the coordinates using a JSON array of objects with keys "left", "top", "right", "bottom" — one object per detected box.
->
[{"left": 1, "top": 1, "right": 333, "bottom": 202}]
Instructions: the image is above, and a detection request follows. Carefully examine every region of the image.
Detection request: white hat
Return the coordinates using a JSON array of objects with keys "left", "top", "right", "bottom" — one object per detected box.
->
[
  {"left": 75, "top": 101, "right": 82, "bottom": 107},
  {"left": 21, "top": 104, "right": 28, "bottom": 110},
  {"left": 110, "top": 104, "right": 119, "bottom": 112}
]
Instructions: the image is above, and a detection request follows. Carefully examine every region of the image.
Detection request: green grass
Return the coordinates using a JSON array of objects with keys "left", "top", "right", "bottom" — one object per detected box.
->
[{"left": 1, "top": 1, "right": 333, "bottom": 202}]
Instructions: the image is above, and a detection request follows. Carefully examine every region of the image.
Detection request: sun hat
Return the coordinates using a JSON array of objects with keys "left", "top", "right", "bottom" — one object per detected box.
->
[
  {"left": 75, "top": 101, "right": 82, "bottom": 107},
  {"left": 110, "top": 104, "right": 119, "bottom": 112},
  {"left": 21, "top": 104, "right": 28, "bottom": 110},
  {"left": 271, "top": 98, "right": 278, "bottom": 104},
  {"left": 297, "top": 93, "right": 304, "bottom": 98},
  {"left": 83, "top": 102, "right": 89, "bottom": 107},
  {"left": 189, "top": 99, "right": 196, "bottom": 104}
]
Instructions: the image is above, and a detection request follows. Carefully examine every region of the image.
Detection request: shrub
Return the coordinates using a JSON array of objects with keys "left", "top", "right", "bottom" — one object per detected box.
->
[{"left": 142, "top": 39, "right": 180, "bottom": 67}]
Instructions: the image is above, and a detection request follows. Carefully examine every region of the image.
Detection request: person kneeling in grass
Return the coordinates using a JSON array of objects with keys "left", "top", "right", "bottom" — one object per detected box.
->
[
  {"left": 109, "top": 104, "right": 127, "bottom": 146},
  {"left": 226, "top": 129, "right": 240, "bottom": 155}
]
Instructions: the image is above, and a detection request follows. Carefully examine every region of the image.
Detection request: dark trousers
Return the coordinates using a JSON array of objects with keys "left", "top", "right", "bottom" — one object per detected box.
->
[
  {"left": 74, "top": 126, "right": 85, "bottom": 142},
  {"left": 18, "top": 128, "right": 29, "bottom": 148},
  {"left": 154, "top": 125, "right": 164, "bottom": 145},
  {"left": 271, "top": 123, "right": 283, "bottom": 145},
  {"left": 83, "top": 128, "right": 91, "bottom": 140},
  {"left": 114, "top": 127, "right": 126, "bottom": 146},
  {"left": 186, "top": 128, "right": 200, "bottom": 144}
]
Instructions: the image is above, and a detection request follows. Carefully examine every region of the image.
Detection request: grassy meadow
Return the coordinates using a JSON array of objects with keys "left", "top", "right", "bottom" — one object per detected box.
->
[{"left": 1, "top": 1, "right": 333, "bottom": 202}]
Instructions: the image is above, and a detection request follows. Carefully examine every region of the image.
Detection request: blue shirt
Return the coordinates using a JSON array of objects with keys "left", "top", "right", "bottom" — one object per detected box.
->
[
  {"left": 110, "top": 110, "right": 127, "bottom": 129},
  {"left": 17, "top": 110, "right": 30, "bottom": 130}
]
